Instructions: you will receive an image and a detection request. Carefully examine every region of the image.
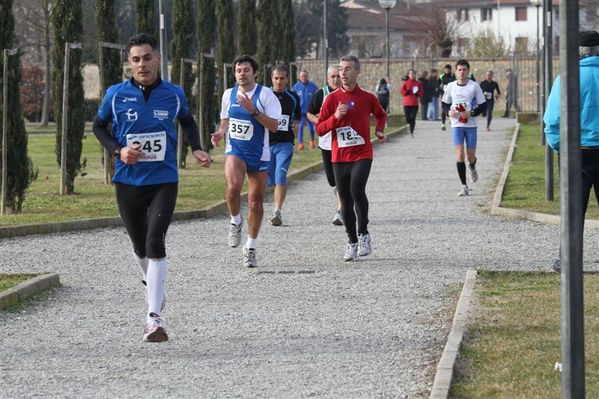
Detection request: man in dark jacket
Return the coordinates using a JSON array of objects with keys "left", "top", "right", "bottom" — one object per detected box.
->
[{"left": 439, "top": 64, "right": 456, "bottom": 130}]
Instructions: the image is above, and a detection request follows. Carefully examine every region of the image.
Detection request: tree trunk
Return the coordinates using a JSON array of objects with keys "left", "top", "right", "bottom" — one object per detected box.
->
[{"left": 40, "top": 0, "right": 50, "bottom": 126}]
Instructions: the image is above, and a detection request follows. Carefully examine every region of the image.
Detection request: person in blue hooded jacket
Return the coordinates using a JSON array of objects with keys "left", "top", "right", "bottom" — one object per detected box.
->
[{"left": 544, "top": 30, "right": 599, "bottom": 272}]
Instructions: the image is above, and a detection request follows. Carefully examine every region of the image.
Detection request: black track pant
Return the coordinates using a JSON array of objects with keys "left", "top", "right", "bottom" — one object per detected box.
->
[
  {"left": 333, "top": 159, "right": 372, "bottom": 243},
  {"left": 321, "top": 149, "right": 336, "bottom": 187},
  {"left": 482, "top": 100, "right": 495, "bottom": 128},
  {"left": 404, "top": 106, "right": 418, "bottom": 133},
  {"left": 115, "top": 182, "right": 178, "bottom": 259},
  {"left": 582, "top": 150, "right": 599, "bottom": 222}
]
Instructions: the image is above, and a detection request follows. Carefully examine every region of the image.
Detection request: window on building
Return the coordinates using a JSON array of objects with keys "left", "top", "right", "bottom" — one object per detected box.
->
[
  {"left": 515, "top": 37, "right": 528, "bottom": 54},
  {"left": 515, "top": 6, "right": 527, "bottom": 21},
  {"left": 481, "top": 8, "right": 493, "bottom": 21},
  {"left": 456, "top": 9, "right": 469, "bottom": 22}
]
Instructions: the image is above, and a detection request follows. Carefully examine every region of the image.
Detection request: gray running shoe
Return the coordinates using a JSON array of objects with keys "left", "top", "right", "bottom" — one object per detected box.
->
[
  {"left": 228, "top": 219, "right": 243, "bottom": 248},
  {"left": 332, "top": 211, "right": 344, "bottom": 226},
  {"left": 469, "top": 167, "right": 478, "bottom": 183},
  {"left": 243, "top": 247, "right": 258, "bottom": 268},
  {"left": 457, "top": 185, "right": 469, "bottom": 197},
  {"left": 271, "top": 210, "right": 282, "bottom": 226},
  {"left": 358, "top": 234, "right": 371, "bottom": 256},
  {"left": 344, "top": 242, "right": 358, "bottom": 262}
]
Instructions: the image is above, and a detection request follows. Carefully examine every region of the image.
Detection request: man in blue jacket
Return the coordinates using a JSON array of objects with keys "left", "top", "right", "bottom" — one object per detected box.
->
[
  {"left": 292, "top": 70, "right": 319, "bottom": 150},
  {"left": 544, "top": 30, "right": 599, "bottom": 272}
]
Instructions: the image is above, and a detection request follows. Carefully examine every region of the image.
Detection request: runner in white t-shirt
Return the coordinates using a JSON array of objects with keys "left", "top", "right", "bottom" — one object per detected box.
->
[{"left": 441, "top": 59, "right": 487, "bottom": 197}]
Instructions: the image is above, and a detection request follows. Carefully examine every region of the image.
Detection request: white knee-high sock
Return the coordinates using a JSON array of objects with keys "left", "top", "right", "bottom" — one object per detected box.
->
[
  {"left": 133, "top": 252, "right": 148, "bottom": 280},
  {"left": 146, "top": 258, "right": 167, "bottom": 318}
]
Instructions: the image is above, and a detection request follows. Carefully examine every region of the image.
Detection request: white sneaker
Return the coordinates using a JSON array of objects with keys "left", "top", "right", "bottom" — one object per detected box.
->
[
  {"left": 469, "top": 167, "right": 478, "bottom": 183},
  {"left": 457, "top": 185, "right": 469, "bottom": 197},
  {"left": 271, "top": 210, "right": 282, "bottom": 226},
  {"left": 358, "top": 234, "right": 371, "bottom": 256},
  {"left": 243, "top": 247, "right": 258, "bottom": 268},
  {"left": 344, "top": 242, "right": 358, "bottom": 262},
  {"left": 332, "top": 211, "right": 344, "bottom": 226},
  {"left": 143, "top": 312, "right": 168, "bottom": 343},
  {"left": 228, "top": 219, "right": 243, "bottom": 248}
]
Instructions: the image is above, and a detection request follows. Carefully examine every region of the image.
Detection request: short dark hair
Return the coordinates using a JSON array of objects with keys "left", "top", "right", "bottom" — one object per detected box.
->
[
  {"left": 456, "top": 59, "right": 470, "bottom": 70},
  {"left": 126, "top": 33, "right": 159, "bottom": 55},
  {"left": 272, "top": 64, "right": 289, "bottom": 77},
  {"left": 233, "top": 54, "right": 259, "bottom": 73},
  {"left": 340, "top": 55, "right": 360, "bottom": 70},
  {"left": 444, "top": 64, "right": 452, "bottom": 70}
]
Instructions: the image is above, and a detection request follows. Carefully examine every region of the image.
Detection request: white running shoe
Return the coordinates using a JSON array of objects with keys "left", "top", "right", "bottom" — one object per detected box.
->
[
  {"left": 469, "top": 167, "right": 478, "bottom": 183},
  {"left": 457, "top": 185, "right": 469, "bottom": 197},
  {"left": 344, "top": 242, "right": 358, "bottom": 262},
  {"left": 228, "top": 219, "right": 243, "bottom": 248},
  {"left": 358, "top": 234, "right": 371, "bottom": 256},
  {"left": 243, "top": 247, "right": 258, "bottom": 268},
  {"left": 332, "top": 211, "right": 344, "bottom": 226},
  {"left": 271, "top": 210, "right": 282, "bottom": 226},
  {"left": 143, "top": 313, "right": 168, "bottom": 343}
]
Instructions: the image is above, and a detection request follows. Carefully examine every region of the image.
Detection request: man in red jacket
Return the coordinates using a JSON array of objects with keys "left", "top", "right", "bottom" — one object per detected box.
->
[
  {"left": 316, "top": 55, "right": 387, "bottom": 261},
  {"left": 400, "top": 69, "right": 423, "bottom": 137}
]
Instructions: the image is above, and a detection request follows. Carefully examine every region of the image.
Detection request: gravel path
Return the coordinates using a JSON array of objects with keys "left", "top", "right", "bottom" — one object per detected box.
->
[{"left": 2, "top": 118, "right": 598, "bottom": 398}]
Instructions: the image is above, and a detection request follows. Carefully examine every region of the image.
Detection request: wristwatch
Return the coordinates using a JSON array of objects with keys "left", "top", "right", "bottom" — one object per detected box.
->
[
  {"left": 251, "top": 109, "right": 260, "bottom": 116},
  {"left": 114, "top": 148, "right": 121, "bottom": 157}
]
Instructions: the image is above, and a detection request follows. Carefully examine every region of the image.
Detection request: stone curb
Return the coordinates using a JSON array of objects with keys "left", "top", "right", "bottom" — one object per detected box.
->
[
  {"left": 0, "top": 273, "right": 61, "bottom": 310},
  {"left": 429, "top": 269, "right": 478, "bottom": 399},
  {"left": 489, "top": 124, "right": 599, "bottom": 228},
  {"left": 0, "top": 126, "right": 405, "bottom": 240}
]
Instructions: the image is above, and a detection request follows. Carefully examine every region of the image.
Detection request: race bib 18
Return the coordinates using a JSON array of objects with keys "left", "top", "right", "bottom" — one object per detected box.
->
[
  {"left": 228, "top": 118, "right": 254, "bottom": 141},
  {"left": 126, "top": 131, "right": 167, "bottom": 162},
  {"left": 336, "top": 126, "right": 365, "bottom": 148}
]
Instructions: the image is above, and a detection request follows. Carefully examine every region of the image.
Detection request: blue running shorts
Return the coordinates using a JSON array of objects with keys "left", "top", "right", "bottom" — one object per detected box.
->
[
  {"left": 452, "top": 127, "right": 478, "bottom": 149},
  {"left": 268, "top": 142, "right": 294, "bottom": 186}
]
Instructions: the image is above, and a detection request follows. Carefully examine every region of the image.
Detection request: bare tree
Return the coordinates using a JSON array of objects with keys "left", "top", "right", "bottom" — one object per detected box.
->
[
  {"left": 14, "top": 0, "right": 53, "bottom": 126},
  {"left": 414, "top": 8, "right": 458, "bottom": 58}
]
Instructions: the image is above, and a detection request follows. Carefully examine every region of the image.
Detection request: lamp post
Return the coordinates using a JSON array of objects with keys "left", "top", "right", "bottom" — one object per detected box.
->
[
  {"left": 533, "top": 0, "right": 542, "bottom": 110},
  {"left": 378, "top": 0, "right": 397, "bottom": 79}
]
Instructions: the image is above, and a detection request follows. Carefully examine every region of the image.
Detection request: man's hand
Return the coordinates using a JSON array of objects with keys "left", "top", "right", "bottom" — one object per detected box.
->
[
  {"left": 375, "top": 131, "right": 386, "bottom": 143},
  {"left": 448, "top": 109, "right": 460, "bottom": 118},
  {"left": 120, "top": 144, "right": 143, "bottom": 164},
  {"left": 236, "top": 91, "right": 256, "bottom": 114},
  {"left": 334, "top": 102, "right": 349, "bottom": 120},
  {"left": 291, "top": 120, "right": 299, "bottom": 135},
  {"left": 192, "top": 150, "right": 211, "bottom": 167},
  {"left": 211, "top": 130, "right": 224, "bottom": 147}
]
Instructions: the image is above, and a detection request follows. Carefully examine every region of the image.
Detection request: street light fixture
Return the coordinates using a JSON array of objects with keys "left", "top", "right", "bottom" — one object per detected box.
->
[{"left": 378, "top": 0, "right": 397, "bottom": 79}]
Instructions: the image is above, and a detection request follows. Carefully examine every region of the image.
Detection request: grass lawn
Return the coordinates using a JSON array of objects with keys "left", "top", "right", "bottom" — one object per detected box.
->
[
  {"left": 450, "top": 270, "right": 599, "bottom": 398},
  {"left": 0, "top": 274, "right": 34, "bottom": 293},
  {"left": 1, "top": 123, "right": 396, "bottom": 226},
  {"left": 501, "top": 123, "right": 599, "bottom": 218}
]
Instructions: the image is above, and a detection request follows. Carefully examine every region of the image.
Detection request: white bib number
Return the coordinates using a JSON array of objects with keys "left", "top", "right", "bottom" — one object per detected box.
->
[
  {"left": 229, "top": 118, "right": 254, "bottom": 141},
  {"left": 126, "top": 131, "right": 166, "bottom": 162},
  {"left": 484, "top": 92, "right": 493, "bottom": 100},
  {"left": 277, "top": 115, "right": 290, "bottom": 132},
  {"left": 336, "top": 126, "right": 365, "bottom": 148}
]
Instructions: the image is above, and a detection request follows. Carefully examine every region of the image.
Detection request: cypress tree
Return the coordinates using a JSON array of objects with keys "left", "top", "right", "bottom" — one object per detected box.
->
[
  {"left": 136, "top": 0, "right": 156, "bottom": 36},
  {"left": 0, "top": 0, "right": 37, "bottom": 212},
  {"left": 170, "top": 0, "right": 195, "bottom": 166},
  {"left": 97, "top": 0, "right": 121, "bottom": 177},
  {"left": 197, "top": 0, "right": 216, "bottom": 151},
  {"left": 237, "top": 0, "right": 256, "bottom": 56},
  {"left": 51, "top": 0, "right": 85, "bottom": 194},
  {"left": 278, "top": 0, "right": 295, "bottom": 64},
  {"left": 256, "top": 0, "right": 276, "bottom": 82},
  {"left": 216, "top": 0, "right": 235, "bottom": 93}
]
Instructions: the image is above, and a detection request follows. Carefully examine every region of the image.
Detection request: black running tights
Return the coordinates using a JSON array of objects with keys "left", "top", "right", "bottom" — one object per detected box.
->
[
  {"left": 115, "top": 182, "right": 178, "bottom": 259},
  {"left": 404, "top": 106, "right": 418, "bottom": 133},
  {"left": 333, "top": 159, "right": 372, "bottom": 243}
]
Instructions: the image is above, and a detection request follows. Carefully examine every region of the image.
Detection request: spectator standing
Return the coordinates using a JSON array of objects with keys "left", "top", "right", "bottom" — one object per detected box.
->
[
  {"left": 375, "top": 78, "right": 390, "bottom": 112},
  {"left": 427, "top": 69, "right": 440, "bottom": 120},
  {"left": 292, "top": 70, "right": 319, "bottom": 150},
  {"left": 401, "top": 69, "right": 423, "bottom": 137},
  {"left": 418, "top": 70, "right": 432, "bottom": 120},
  {"left": 502, "top": 68, "right": 518, "bottom": 117}
]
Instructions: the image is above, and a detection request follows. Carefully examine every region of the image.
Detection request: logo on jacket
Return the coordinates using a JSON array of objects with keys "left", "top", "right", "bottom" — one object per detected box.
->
[
  {"left": 125, "top": 109, "right": 138, "bottom": 122},
  {"left": 153, "top": 109, "right": 169, "bottom": 121},
  {"left": 122, "top": 97, "right": 137, "bottom": 103}
]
